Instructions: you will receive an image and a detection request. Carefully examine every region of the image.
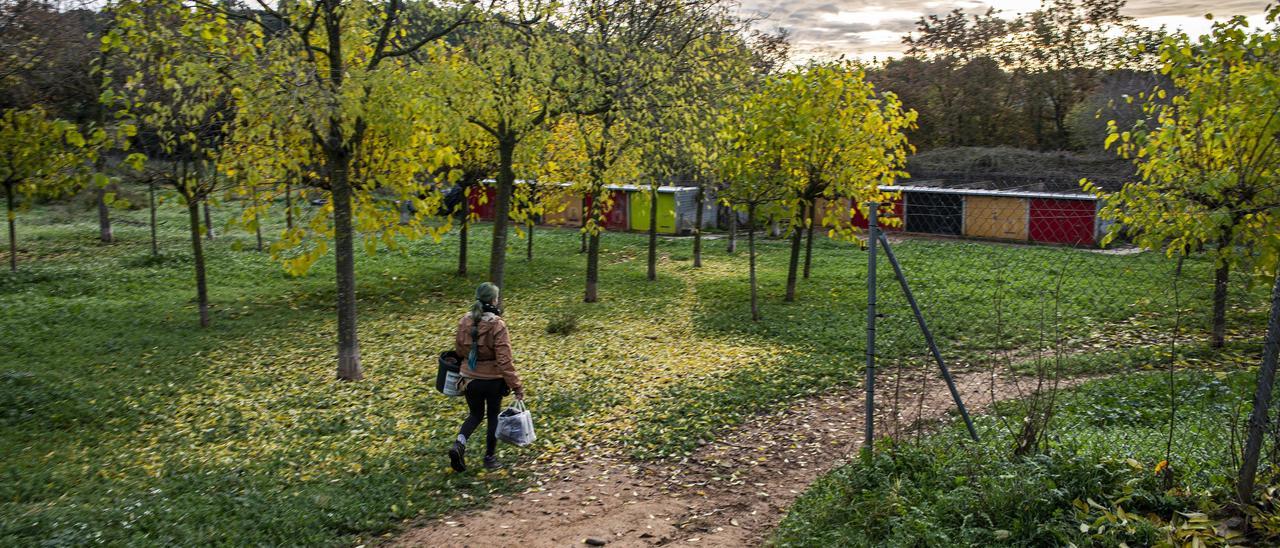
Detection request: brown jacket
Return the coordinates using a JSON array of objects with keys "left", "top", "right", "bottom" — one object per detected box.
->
[{"left": 455, "top": 312, "right": 523, "bottom": 396}]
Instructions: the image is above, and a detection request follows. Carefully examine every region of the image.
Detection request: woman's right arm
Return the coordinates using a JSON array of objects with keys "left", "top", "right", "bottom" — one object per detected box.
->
[{"left": 493, "top": 323, "right": 524, "bottom": 399}]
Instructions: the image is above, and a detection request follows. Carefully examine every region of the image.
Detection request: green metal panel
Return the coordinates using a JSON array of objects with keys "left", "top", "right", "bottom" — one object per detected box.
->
[
  {"left": 628, "top": 191, "right": 648, "bottom": 231},
  {"left": 628, "top": 190, "right": 677, "bottom": 234}
]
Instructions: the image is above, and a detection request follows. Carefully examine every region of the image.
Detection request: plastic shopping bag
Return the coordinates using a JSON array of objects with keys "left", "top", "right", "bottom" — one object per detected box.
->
[{"left": 497, "top": 400, "right": 536, "bottom": 447}]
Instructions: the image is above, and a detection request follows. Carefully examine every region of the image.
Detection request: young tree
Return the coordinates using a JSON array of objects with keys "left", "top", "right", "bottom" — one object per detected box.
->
[
  {"left": 688, "top": 31, "right": 778, "bottom": 267},
  {"left": 0, "top": 1, "right": 129, "bottom": 244},
  {"left": 558, "top": 112, "right": 641, "bottom": 300},
  {"left": 428, "top": 6, "right": 566, "bottom": 290},
  {"left": 140, "top": 0, "right": 475, "bottom": 379},
  {"left": 1082, "top": 8, "right": 1280, "bottom": 503},
  {"left": 566, "top": 0, "right": 733, "bottom": 302},
  {"left": 636, "top": 26, "right": 759, "bottom": 276},
  {"left": 0, "top": 108, "right": 84, "bottom": 272},
  {"left": 107, "top": 0, "right": 243, "bottom": 327},
  {"left": 1088, "top": 13, "right": 1280, "bottom": 350},
  {"left": 718, "top": 91, "right": 790, "bottom": 321},
  {"left": 767, "top": 62, "right": 914, "bottom": 302},
  {"left": 638, "top": 115, "right": 692, "bottom": 281},
  {"left": 220, "top": 121, "right": 316, "bottom": 254},
  {"left": 437, "top": 122, "right": 498, "bottom": 276}
]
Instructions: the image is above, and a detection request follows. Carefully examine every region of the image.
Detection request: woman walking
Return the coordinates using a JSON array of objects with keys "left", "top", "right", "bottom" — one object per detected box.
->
[{"left": 450, "top": 282, "right": 525, "bottom": 471}]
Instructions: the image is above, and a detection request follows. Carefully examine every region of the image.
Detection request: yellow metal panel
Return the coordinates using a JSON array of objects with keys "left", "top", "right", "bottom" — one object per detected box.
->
[
  {"left": 544, "top": 194, "right": 582, "bottom": 226},
  {"left": 814, "top": 197, "right": 853, "bottom": 226},
  {"left": 964, "top": 196, "right": 1029, "bottom": 240}
]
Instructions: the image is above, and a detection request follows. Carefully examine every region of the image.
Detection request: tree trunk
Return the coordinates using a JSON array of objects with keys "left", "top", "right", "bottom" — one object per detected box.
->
[
  {"left": 804, "top": 200, "right": 817, "bottom": 279},
  {"left": 1213, "top": 257, "right": 1230, "bottom": 348},
  {"left": 6, "top": 183, "right": 15, "bottom": 272},
  {"left": 92, "top": 82, "right": 113, "bottom": 244},
  {"left": 321, "top": 5, "right": 361, "bottom": 381},
  {"left": 186, "top": 196, "right": 210, "bottom": 327},
  {"left": 647, "top": 186, "right": 658, "bottom": 281},
  {"left": 284, "top": 181, "right": 293, "bottom": 231},
  {"left": 785, "top": 207, "right": 803, "bottom": 302},
  {"left": 96, "top": 185, "right": 113, "bottom": 244},
  {"left": 727, "top": 207, "right": 737, "bottom": 253},
  {"left": 1237, "top": 269, "right": 1280, "bottom": 505},
  {"left": 203, "top": 200, "right": 215, "bottom": 240},
  {"left": 580, "top": 195, "right": 588, "bottom": 254},
  {"left": 330, "top": 150, "right": 362, "bottom": 381},
  {"left": 585, "top": 231, "right": 600, "bottom": 303},
  {"left": 693, "top": 186, "right": 704, "bottom": 268},
  {"left": 458, "top": 195, "right": 468, "bottom": 276},
  {"left": 254, "top": 212, "right": 264, "bottom": 252},
  {"left": 526, "top": 221, "right": 534, "bottom": 262},
  {"left": 584, "top": 191, "right": 600, "bottom": 302},
  {"left": 748, "top": 204, "right": 759, "bottom": 321},
  {"left": 149, "top": 181, "right": 158, "bottom": 256},
  {"left": 489, "top": 140, "right": 516, "bottom": 289}
]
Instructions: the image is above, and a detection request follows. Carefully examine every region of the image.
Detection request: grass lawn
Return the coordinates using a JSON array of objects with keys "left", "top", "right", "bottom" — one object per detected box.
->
[{"left": 0, "top": 191, "right": 1269, "bottom": 545}]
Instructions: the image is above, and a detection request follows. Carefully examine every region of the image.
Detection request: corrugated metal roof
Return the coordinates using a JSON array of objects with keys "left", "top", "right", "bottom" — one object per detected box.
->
[
  {"left": 882, "top": 184, "right": 1099, "bottom": 201},
  {"left": 479, "top": 179, "right": 696, "bottom": 193}
]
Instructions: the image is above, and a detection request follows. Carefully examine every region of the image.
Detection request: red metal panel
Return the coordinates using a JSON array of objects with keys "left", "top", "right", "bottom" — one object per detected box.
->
[
  {"left": 853, "top": 198, "right": 904, "bottom": 231},
  {"left": 467, "top": 185, "right": 497, "bottom": 221},
  {"left": 1029, "top": 198, "right": 1095, "bottom": 245},
  {"left": 583, "top": 190, "right": 629, "bottom": 230},
  {"left": 604, "top": 190, "right": 629, "bottom": 230}
]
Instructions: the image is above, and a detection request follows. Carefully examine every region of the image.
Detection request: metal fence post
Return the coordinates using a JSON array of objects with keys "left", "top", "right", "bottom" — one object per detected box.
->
[
  {"left": 865, "top": 202, "right": 879, "bottom": 452},
  {"left": 877, "top": 230, "right": 980, "bottom": 442}
]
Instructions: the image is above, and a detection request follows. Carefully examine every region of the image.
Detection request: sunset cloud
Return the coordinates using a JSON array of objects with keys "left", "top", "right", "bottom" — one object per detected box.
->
[{"left": 736, "top": 0, "right": 1274, "bottom": 62}]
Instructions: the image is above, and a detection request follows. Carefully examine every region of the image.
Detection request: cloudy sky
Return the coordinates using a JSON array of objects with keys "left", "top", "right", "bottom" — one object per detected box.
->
[{"left": 736, "top": 0, "right": 1275, "bottom": 62}]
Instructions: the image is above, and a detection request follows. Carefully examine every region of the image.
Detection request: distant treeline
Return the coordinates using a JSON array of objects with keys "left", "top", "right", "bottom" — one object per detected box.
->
[{"left": 866, "top": 0, "right": 1171, "bottom": 154}]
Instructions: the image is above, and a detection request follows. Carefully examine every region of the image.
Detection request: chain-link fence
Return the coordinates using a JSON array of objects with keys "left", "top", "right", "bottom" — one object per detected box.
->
[{"left": 853, "top": 174, "right": 1266, "bottom": 454}]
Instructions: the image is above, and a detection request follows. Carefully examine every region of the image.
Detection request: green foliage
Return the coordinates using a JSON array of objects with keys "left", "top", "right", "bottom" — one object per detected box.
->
[
  {"left": 1087, "top": 7, "right": 1280, "bottom": 278},
  {"left": 774, "top": 371, "right": 1264, "bottom": 547},
  {"left": 769, "top": 62, "right": 916, "bottom": 239},
  {"left": 564, "top": 0, "right": 739, "bottom": 237},
  {"left": 718, "top": 62, "right": 914, "bottom": 223},
  {"left": 0, "top": 107, "right": 83, "bottom": 193},
  {"left": 0, "top": 107, "right": 87, "bottom": 270}
]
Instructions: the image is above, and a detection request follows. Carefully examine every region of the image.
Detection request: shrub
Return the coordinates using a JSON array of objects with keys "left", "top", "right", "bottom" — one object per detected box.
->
[{"left": 545, "top": 312, "right": 579, "bottom": 335}]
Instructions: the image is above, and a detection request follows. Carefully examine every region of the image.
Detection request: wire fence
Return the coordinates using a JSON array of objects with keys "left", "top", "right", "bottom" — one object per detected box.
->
[{"left": 853, "top": 179, "right": 1263, "bottom": 456}]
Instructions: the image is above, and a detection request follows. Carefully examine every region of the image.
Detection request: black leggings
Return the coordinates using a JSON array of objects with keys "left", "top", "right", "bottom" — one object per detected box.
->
[{"left": 458, "top": 378, "right": 509, "bottom": 456}]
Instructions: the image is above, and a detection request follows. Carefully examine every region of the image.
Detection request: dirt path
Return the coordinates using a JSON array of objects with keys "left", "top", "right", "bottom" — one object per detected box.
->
[{"left": 393, "top": 371, "right": 1085, "bottom": 547}]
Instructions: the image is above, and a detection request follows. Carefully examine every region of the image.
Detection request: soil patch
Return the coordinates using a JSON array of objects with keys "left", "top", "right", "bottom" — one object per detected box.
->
[{"left": 392, "top": 371, "right": 1089, "bottom": 547}]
